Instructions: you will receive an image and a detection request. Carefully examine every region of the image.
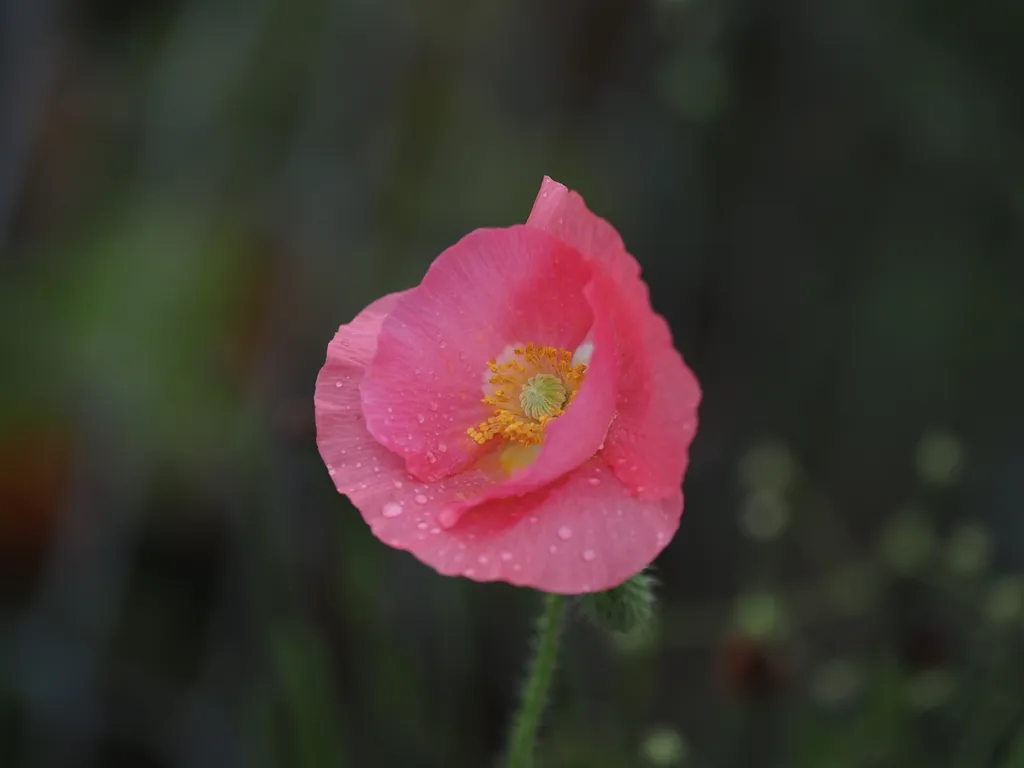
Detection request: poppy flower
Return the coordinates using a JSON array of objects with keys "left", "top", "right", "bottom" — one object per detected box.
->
[{"left": 314, "top": 177, "right": 700, "bottom": 593}]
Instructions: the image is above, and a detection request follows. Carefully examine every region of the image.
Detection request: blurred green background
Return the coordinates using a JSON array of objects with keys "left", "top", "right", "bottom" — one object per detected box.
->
[{"left": 2, "top": 0, "right": 1023, "bottom": 766}]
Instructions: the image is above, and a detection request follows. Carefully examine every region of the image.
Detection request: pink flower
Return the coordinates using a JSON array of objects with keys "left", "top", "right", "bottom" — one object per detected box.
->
[{"left": 314, "top": 177, "right": 700, "bottom": 594}]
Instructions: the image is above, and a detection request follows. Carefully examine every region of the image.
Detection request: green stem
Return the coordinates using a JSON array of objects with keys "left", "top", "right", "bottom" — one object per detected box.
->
[{"left": 506, "top": 593, "right": 566, "bottom": 768}]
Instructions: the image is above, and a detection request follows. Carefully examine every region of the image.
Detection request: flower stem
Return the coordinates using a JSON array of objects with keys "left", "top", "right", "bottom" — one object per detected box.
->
[{"left": 506, "top": 593, "right": 566, "bottom": 768}]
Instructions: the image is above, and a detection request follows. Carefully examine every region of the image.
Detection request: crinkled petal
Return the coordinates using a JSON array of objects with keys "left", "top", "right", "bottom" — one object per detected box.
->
[
  {"left": 527, "top": 176, "right": 641, "bottom": 285},
  {"left": 599, "top": 286, "right": 701, "bottom": 496},
  {"left": 315, "top": 294, "right": 498, "bottom": 535},
  {"left": 361, "top": 225, "right": 594, "bottom": 483},
  {"left": 526, "top": 177, "right": 701, "bottom": 497},
  {"left": 390, "top": 459, "right": 682, "bottom": 595}
]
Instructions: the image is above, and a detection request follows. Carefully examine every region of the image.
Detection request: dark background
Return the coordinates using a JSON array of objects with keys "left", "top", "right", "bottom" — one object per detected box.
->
[{"left": 2, "top": 0, "right": 1023, "bottom": 766}]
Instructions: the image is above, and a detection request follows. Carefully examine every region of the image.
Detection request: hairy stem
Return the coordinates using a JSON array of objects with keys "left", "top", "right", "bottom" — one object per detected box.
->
[{"left": 506, "top": 593, "right": 566, "bottom": 768}]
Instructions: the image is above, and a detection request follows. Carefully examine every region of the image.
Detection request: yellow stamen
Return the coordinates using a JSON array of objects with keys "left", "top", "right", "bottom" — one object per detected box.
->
[{"left": 466, "top": 343, "right": 587, "bottom": 446}]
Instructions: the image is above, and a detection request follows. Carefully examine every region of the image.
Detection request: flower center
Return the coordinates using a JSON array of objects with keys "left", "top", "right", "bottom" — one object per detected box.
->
[
  {"left": 467, "top": 343, "right": 587, "bottom": 446},
  {"left": 520, "top": 374, "right": 566, "bottom": 420}
]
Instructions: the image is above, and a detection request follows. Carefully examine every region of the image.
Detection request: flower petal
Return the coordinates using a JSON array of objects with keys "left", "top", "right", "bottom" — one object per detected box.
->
[
  {"left": 361, "top": 225, "right": 594, "bottom": 483},
  {"left": 315, "top": 291, "right": 412, "bottom": 486},
  {"left": 526, "top": 177, "right": 701, "bottom": 497},
  {"left": 527, "top": 176, "right": 641, "bottom": 285},
  {"left": 379, "top": 458, "right": 682, "bottom": 595},
  {"left": 315, "top": 294, "right": 499, "bottom": 535}
]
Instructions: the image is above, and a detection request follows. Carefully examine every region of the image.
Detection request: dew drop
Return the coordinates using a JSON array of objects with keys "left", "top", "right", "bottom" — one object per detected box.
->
[
  {"left": 557, "top": 526, "right": 573, "bottom": 541},
  {"left": 438, "top": 442, "right": 447, "bottom": 453},
  {"left": 587, "top": 477, "right": 600, "bottom": 486},
  {"left": 393, "top": 480, "right": 403, "bottom": 488},
  {"left": 512, "top": 563, "right": 522, "bottom": 571},
  {"left": 478, "top": 555, "right": 488, "bottom": 565},
  {"left": 387, "top": 407, "right": 393, "bottom": 413},
  {"left": 500, "top": 551, "right": 513, "bottom": 562},
  {"left": 414, "top": 494, "right": 428, "bottom": 505},
  {"left": 417, "top": 521, "right": 428, "bottom": 530},
  {"left": 355, "top": 462, "right": 362, "bottom": 468},
  {"left": 426, "top": 451, "right": 437, "bottom": 464},
  {"left": 416, "top": 414, "right": 425, "bottom": 424},
  {"left": 464, "top": 568, "right": 475, "bottom": 576},
  {"left": 582, "top": 549, "right": 596, "bottom": 562},
  {"left": 335, "top": 380, "right": 344, "bottom": 388},
  {"left": 328, "top": 469, "right": 336, "bottom": 477},
  {"left": 549, "top": 545, "right": 558, "bottom": 554},
  {"left": 382, "top": 502, "right": 403, "bottom": 518},
  {"left": 430, "top": 402, "right": 439, "bottom": 412}
]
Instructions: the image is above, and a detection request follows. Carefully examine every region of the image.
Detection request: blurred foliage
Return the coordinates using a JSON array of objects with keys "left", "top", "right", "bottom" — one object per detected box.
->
[{"left": 2, "top": 0, "right": 1023, "bottom": 766}]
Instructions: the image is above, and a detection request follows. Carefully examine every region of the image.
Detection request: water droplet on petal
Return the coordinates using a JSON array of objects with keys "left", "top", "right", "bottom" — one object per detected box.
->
[
  {"left": 382, "top": 502, "right": 403, "bottom": 518},
  {"left": 417, "top": 521, "right": 428, "bottom": 530},
  {"left": 582, "top": 549, "right": 596, "bottom": 561},
  {"left": 500, "top": 551, "right": 513, "bottom": 561},
  {"left": 557, "top": 526, "right": 573, "bottom": 541},
  {"left": 414, "top": 494, "right": 428, "bottom": 505},
  {"left": 393, "top": 480, "right": 403, "bottom": 488},
  {"left": 335, "top": 381, "right": 344, "bottom": 388},
  {"left": 328, "top": 469, "right": 336, "bottom": 477},
  {"left": 416, "top": 414, "right": 425, "bottom": 424},
  {"left": 549, "top": 545, "right": 558, "bottom": 554},
  {"left": 478, "top": 555, "right": 488, "bottom": 565},
  {"left": 587, "top": 477, "right": 600, "bottom": 486}
]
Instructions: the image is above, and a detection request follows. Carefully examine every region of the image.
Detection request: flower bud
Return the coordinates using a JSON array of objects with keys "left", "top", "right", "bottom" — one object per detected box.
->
[{"left": 579, "top": 571, "right": 657, "bottom": 634}]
